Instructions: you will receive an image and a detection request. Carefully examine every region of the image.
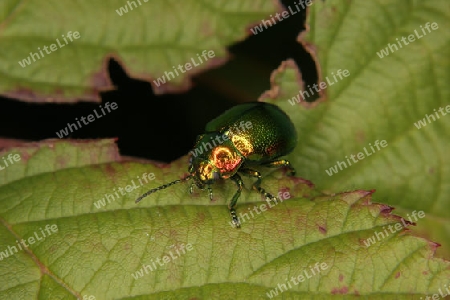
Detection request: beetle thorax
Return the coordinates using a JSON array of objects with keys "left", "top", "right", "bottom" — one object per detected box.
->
[
  {"left": 209, "top": 145, "right": 243, "bottom": 178},
  {"left": 189, "top": 144, "right": 243, "bottom": 183}
]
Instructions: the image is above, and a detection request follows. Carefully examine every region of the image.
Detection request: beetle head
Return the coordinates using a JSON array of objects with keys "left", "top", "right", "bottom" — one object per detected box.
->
[{"left": 188, "top": 156, "right": 220, "bottom": 188}]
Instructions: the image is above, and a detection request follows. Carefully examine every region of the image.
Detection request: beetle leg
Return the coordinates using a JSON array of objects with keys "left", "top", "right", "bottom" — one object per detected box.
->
[
  {"left": 189, "top": 182, "right": 195, "bottom": 194},
  {"left": 229, "top": 174, "right": 243, "bottom": 228},
  {"left": 239, "top": 168, "right": 277, "bottom": 202},
  {"left": 207, "top": 185, "right": 213, "bottom": 200},
  {"left": 262, "top": 159, "right": 296, "bottom": 176}
]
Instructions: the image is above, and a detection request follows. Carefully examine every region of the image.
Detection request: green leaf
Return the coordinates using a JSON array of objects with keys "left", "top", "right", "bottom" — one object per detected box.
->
[
  {"left": 264, "top": 0, "right": 450, "bottom": 258},
  {"left": 1, "top": 0, "right": 449, "bottom": 298},
  {"left": 0, "top": 0, "right": 276, "bottom": 102},
  {"left": 0, "top": 139, "right": 120, "bottom": 187},
  {"left": 1, "top": 140, "right": 449, "bottom": 299}
]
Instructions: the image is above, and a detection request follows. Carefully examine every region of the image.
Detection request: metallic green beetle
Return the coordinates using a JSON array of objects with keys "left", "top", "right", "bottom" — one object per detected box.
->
[{"left": 136, "top": 102, "right": 297, "bottom": 228}]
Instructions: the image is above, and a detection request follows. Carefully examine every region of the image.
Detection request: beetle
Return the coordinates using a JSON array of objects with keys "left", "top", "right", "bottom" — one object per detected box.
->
[{"left": 136, "top": 102, "right": 297, "bottom": 228}]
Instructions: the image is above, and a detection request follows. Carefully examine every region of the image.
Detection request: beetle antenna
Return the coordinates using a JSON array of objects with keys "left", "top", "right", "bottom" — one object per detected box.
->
[{"left": 135, "top": 175, "right": 192, "bottom": 203}]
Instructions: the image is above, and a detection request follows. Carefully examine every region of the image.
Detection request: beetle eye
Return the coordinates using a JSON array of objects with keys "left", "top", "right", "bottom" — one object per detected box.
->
[{"left": 213, "top": 171, "right": 220, "bottom": 180}]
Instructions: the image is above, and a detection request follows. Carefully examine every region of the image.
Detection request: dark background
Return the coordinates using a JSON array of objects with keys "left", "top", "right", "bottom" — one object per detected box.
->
[{"left": 0, "top": 0, "right": 316, "bottom": 163}]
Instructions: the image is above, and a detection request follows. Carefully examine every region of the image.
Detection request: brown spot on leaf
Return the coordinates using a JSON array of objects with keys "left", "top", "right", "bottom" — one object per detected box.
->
[
  {"left": 19, "top": 151, "right": 31, "bottom": 162},
  {"left": 358, "top": 238, "right": 368, "bottom": 247},
  {"left": 355, "top": 131, "right": 365, "bottom": 143},
  {"left": 104, "top": 164, "right": 117, "bottom": 177},
  {"left": 331, "top": 286, "right": 349, "bottom": 294},
  {"left": 380, "top": 205, "right": 394, "bottom": 214},
  {"left": 200, "top": 21, "right": 214, "bottom": 37},
  {"left": 291, "top": 177, "right": 314, "bottom": 188},
  {"left": 48, "top": 244, "right": 59, "bottom": 254},
  {"left": 90, "top": 69, "right": 109, "bottom": 89},
  {"left": 123, "top": 243, "right": 131, "bottom": 251},
  {"left": 295, "top": 216, "right": 307, "bottom": 230},
  {"left": 395, "top": 272, "right": 401, "bottom": 278},
  {"left": 196, "top": 211, "right": 206, "bottom": 223},
  {"left": 339, "top": 274, "right": 344, "bottom": 282},
  {"left": 358, "top": 189, "right": 375, "bottom": 198},
  {"left": 318, "top": 225, "right": 327, "bottom": 234},
  {"left": 429, "top": 241, "right": 441, "bottom": 250},
  {"left": 55, "top": 155, "right": 70, "bottom": 168}
]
